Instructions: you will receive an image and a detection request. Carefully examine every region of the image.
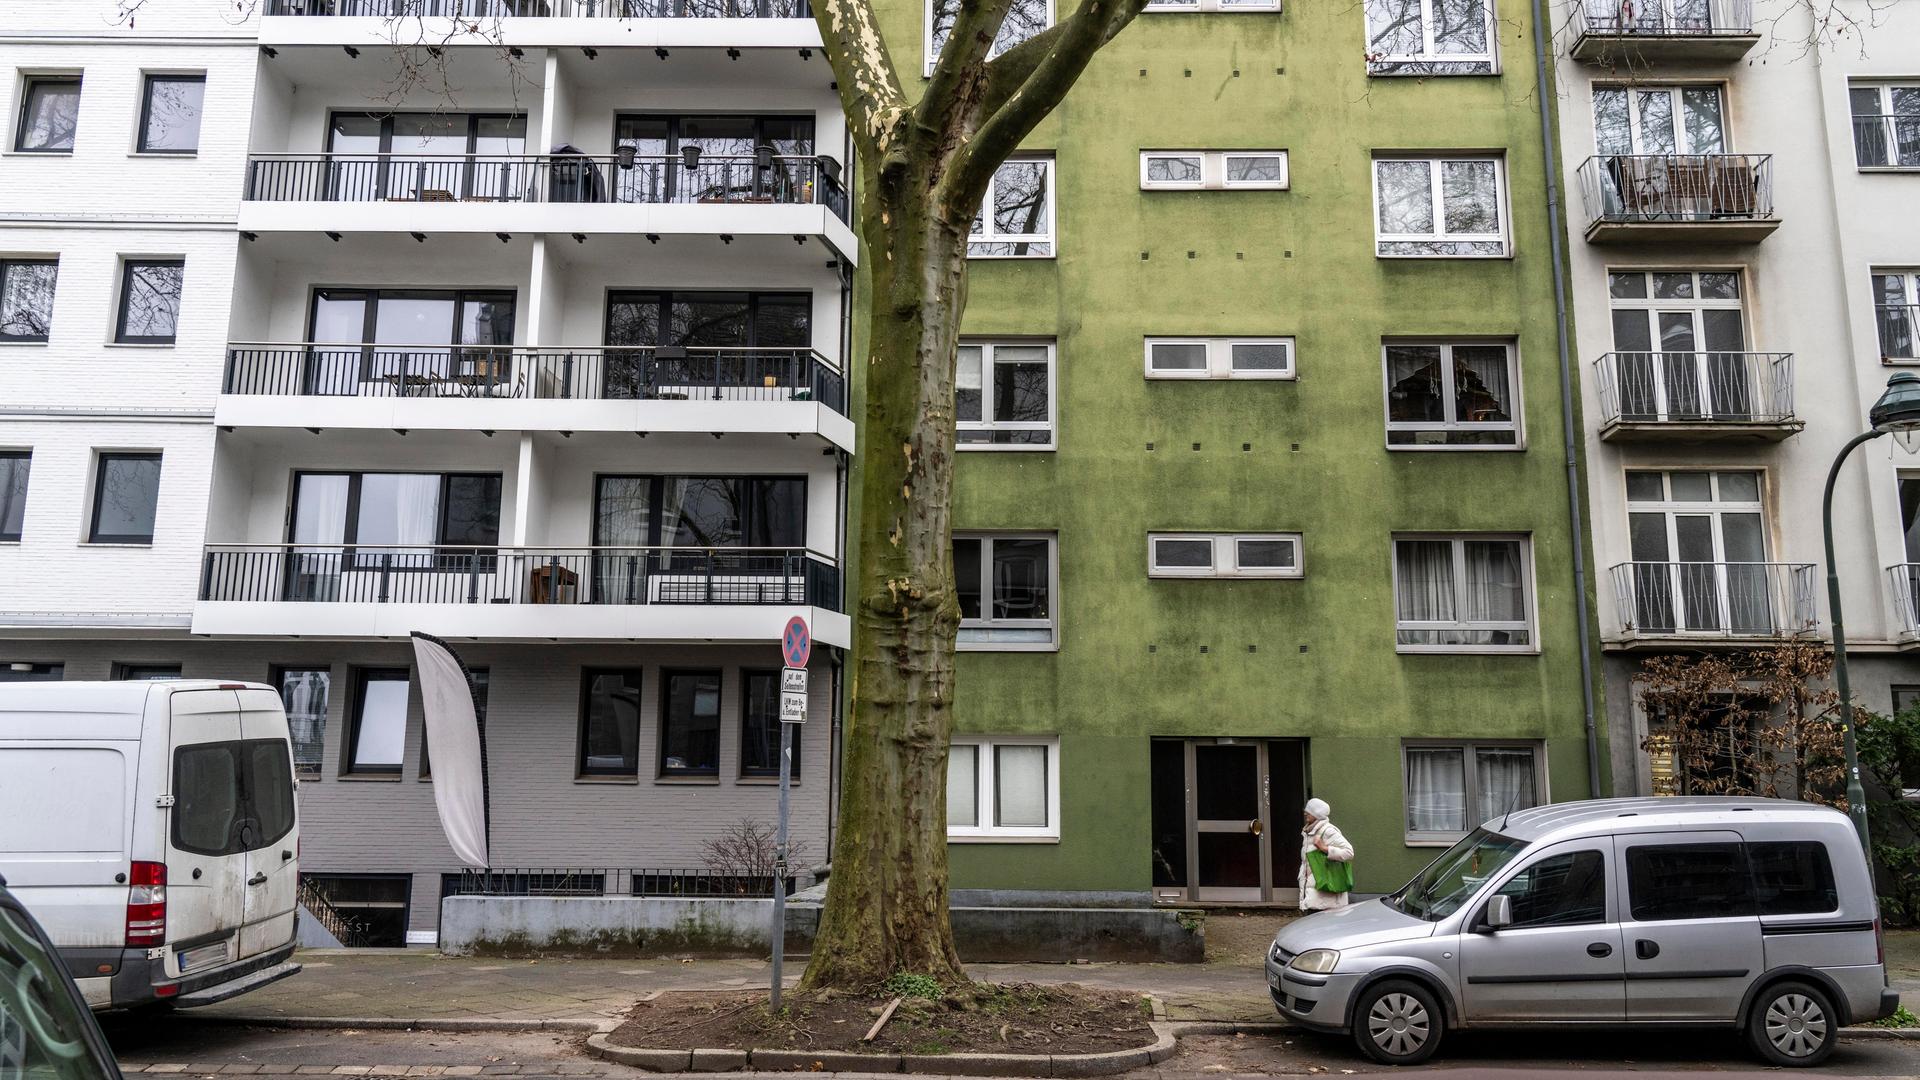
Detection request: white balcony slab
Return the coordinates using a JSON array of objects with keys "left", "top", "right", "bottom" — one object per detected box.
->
[
  {"left": 191, "top": 600, "right": 850, "bottom": 646},
  {"left": 259, "top": 15, "right": 825, "bottom": 50}
]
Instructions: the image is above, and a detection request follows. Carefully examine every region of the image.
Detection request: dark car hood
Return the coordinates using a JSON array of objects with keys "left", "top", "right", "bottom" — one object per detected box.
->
[{"left": 1275, "top": 898, "right": 1434, "bottom": 954}]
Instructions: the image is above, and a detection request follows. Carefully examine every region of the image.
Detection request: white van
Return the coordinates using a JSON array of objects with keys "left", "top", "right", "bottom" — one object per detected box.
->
[{"left": 0, "top": 680, "right": 302, "bottom": 1010}]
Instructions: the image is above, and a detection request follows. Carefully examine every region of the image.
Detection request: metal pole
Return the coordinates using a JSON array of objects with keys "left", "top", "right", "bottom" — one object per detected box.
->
[
  {"left": 1823, "top": 427, "right": 1882, "bottom": 856},
  {"left": 770, "top": 719, "right": 793, "bottom": 1011}
]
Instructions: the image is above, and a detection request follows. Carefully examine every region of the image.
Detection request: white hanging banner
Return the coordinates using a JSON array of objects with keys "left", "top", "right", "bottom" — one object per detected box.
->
[{"left": 411, "top": 632, "right": 489, "bottom": 868}]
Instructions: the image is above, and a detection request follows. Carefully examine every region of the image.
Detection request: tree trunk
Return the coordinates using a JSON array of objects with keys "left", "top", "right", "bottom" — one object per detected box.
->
[{"left": 800, "top": 160, "right": 974, "bottom": 990}]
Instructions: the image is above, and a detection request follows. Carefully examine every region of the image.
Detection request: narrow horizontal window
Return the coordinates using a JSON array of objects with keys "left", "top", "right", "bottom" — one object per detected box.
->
[
  {"left": 1148, "top": 533, "right": 1302, "bottom": 578},
  {"left": 1145, "top": 337, "right": 1294, "bottom": 379},
  {"left": 1383, "top": 340, "right": 1521, "bottom": 448},
  {"left": 1140, "top": 150, "right": 1288, "bottom": 190},
  {"left": 1146, "top": 0, "right": 1280, "bottom": 10}
]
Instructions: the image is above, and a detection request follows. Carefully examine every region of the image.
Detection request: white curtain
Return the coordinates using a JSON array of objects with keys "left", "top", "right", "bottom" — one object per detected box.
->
[
  {"left": 947, "top": 745, "right": 979, "bottom": 828},
  {"left": 292, "top": 475, "right": 350, "bottom": 547},
  {"left": 353, "top": 677, "right": 409, "bottom": 769},
  {"left": 1463, "top": 540, "right": 1524, "bottom": 623},
  {"left": 1473, "top": 748, "right": 1537, "bottom": 826},
  {"left": 995, "top": 744, "right": 1048, "bottom": 828},
  {"left": 1406, "top": 747, "right": 1467, "bottom": 833},
  {"left": 1396, "top": 540, "right": 1455, "bottom": 622},
  {"left": 355, "top": 474, "right": 440, "bottom": 566}
]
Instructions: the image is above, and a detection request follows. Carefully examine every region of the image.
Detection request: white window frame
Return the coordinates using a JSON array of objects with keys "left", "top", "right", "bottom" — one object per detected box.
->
[
  {"left": 1591, "top": 83, "right": 1729, "bottom": 157},
  {"left": 1145, "top": 0, "right": 1280, "bottom": 11},
  {"left": 957, "top": 339, "right": 1056, "bottom": 451},
  {"left": 1363, "top": 0, "right": 1498, "bottom": 75},
  {"left": 1371, "top": 155, "right": 1511, "bottom": 258},
  {"left": 956, "top": 532, "right": 1059, "bottom": 652},
  {"left": 1144, "top": 336, "right": 1295, "bottom": 380},
  {"left": 1139, "top": 150, "right": 1289, "bottom": 191},
  {"left": 1873, "top": 268, "right": 1920, "bottom": 360},
  {"left": 1147, "top": 532, "right": 1303, "bottom": 579},
  {"left": 1390, "top": 533, "right": 1538, "bottom": 654},
  {"left": 1380, "top": 339, "right": 1523, "bottom": 451},
  {"left": 947, "top": 735, "right": 1060, "bottom": 842},
  {"left": 1401, "top": 739, "right": 1548, "bottom": 845},
  {"left": 968, "top": 157, "right": 1056, "bottom": 260},
  {"left": 1849, "top": 81, "right": 1920, "bottom": 170},
  {"left": 924, "top": 0, "right": 1055, "bottom": 76}
]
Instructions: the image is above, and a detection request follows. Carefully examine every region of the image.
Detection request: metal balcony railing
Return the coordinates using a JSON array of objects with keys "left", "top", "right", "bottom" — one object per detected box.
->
[
  {"left": 1576, "top": 154, "right": 1774, "bottom": 226},
  {"left": 199, "top": 545, "right": 843, "bottom": 611},
  {"left": 1851, "top": 115, "right": 1920, "bottom": 169},
  {"left": 1878, "top": 304, "right": 1920, "bottom": 361},
  {"left": 1593, "top": 351, "right": 1794, "bottom": 426},
  {"left": 1887, "top": 564, "right": 1920, "bottom": 640},
  {"left": 222, "top": 344, "right": 847, "bottom": 414},
  {"left": 1569, "top": 0, "right": 1753, "bottom": 37},
  {"left": 243, "top": 153, "right": 850, "bottom": 222},
  {"left": 1610, "top": 561, "right": 1818, "bottom": 638},
  {"left": 265, "top": 0, "right": 811, "bottom": 16}
]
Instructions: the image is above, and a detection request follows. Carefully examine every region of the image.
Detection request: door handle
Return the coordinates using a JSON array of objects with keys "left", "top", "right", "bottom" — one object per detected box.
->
[
  {"left": 1586, "top": 942, "right": 1613, "bottom": 958},
  {"left": 1248, "top": 820, "right": 1265, "bottom": 837},
  {"left": 247, "top": 872, "right": 269, "bottom": 886},
  {"left": 282, "top": 850, "right": 294, "bottom": 862},
  {"left": 1635, "top": 939, "right": 1660, "bottom": 960}
]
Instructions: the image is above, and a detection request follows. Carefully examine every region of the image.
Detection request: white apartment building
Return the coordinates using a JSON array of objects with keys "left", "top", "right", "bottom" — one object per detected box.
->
[
  {"left": 1552, "top": 0, "right": 1920, "bottom": 794},
  {"left": 1, "top": 0, "right": 854, "bottom": 944}
]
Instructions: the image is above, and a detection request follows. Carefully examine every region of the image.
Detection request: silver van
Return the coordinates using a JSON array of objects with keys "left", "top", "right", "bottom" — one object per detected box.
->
[{"left": 1266, "top": 797, "right": 1900, "bottom": 1067}]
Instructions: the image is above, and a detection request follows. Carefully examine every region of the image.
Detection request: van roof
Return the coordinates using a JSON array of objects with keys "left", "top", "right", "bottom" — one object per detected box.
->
[
  {"left": 0, "top": 680, "right": 271, "bottom": 715},
  {"left": 1495, "top": 796, "right": 1849, "bottom": 843}
]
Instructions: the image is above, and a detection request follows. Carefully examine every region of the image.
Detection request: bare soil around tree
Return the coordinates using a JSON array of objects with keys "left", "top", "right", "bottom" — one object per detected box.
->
[{"left": 606, "top": 984, "right": 1156, "bottom": 1056}]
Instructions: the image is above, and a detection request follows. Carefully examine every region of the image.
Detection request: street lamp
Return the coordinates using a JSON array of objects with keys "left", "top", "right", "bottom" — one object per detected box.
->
[{"left": 1824, "top": 371, "right": 1920, "bottom": 854}]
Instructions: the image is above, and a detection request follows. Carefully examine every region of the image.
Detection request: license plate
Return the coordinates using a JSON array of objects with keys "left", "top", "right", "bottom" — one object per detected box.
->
[{"left": 176, "top": 942, "right": 228, "bottom": 972}]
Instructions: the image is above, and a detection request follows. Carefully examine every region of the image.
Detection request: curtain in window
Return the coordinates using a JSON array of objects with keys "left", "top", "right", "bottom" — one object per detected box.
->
[
  {"left": 995, "top": 745, "right": 1048, "bottom": 827},
  {"left": 1406, "top": 747, "right": 1467, "bottom": 833},
  {"left": 1396, "top": 540, "right": 1455, "bottom": 623},
  {"left": 1473, "top": 748, "right": 1536, "bottom": 825},
  {"left": 593, "top": 478, "right": 651, "bottom": 604},
  {"left": 1462, "top": 541, "right": 1524, "bottom": 624},
  {"left": 355, "top": 474, "right": 440, "bottom": 568},
  {"left": 291, "top": 474, "right": 350, "bottom": 600},
  {"left": 1453, "top": 346, "right": 1511, "bottom": 422}
]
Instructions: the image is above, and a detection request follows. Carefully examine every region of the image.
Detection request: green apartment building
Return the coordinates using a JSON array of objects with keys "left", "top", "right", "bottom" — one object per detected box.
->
[{"left": 867, "top": 0, "right": 1608, "bottom": 900}]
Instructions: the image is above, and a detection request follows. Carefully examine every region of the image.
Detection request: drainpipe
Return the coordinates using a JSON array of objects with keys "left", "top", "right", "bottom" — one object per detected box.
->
[{"left": 1531, "top": 0, "right": 1604, "bottom": 799}]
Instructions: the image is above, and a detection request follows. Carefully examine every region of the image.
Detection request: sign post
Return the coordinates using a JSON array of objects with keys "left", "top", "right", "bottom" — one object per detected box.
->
[{"left": 770, "top": 615, "right": 811, "bottom": 1011}]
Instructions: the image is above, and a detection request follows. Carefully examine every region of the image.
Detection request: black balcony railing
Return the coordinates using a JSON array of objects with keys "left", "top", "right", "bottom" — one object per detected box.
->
[
  {"left": 222, "top": 344, "right": 847, "bottom": 414},
  {"left": 1852, "top": 115, "right": 1920, "bottom": 169},
  {"left": 1610, "top": 561, "right": 1817, "bottom": 638},
  {"left": 1593, "top": 351, "right": 1794, "bottom": 426},
  {"left": 199, "top": 545, "right": 843, "bottom": 611},
  {"left": 1576, "top": 154, "right": 1774, "bottom": 226},
  {"left": 1570, "top": 0, "right": 1753, "bottom": 36},
  {"left": 243, "top": 153, "right": 849, "bottom": 222},
  {"left": 1877, "top": 304, "right": 1920, "bottom": 360},
  {"left": 266, "top": 0, "right": 811, "bottom": 16}
]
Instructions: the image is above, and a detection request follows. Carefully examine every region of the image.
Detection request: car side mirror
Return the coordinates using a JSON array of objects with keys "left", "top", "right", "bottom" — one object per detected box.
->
[{"left": 1481, "top": 894, "right": 1513, "bottom": 932}]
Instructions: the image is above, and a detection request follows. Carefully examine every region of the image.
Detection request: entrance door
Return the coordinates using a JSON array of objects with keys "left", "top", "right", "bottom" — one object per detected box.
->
[
  {"left": 1152, "top": 738, "right": 1308, "bottom": 904},
  {"left": 1192, "top": 742, "right": 1267, "bottom": 902}
]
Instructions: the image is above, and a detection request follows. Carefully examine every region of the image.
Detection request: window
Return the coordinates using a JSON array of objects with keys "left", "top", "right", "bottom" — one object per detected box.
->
[
  {"left": 958, "top": 340, "right": 1054, "bottom": 448},
  {"left": 115, "top": 664, "right": 181, "bottom": 681},
  {"left": 0, "top": 452, "right": 27, "bottom": 541},
  {"left": 0, "top": 260, "right": 57, "bottom": 342},
  {"left": 1626, "top": 842, "right": 1752, "bottom": 920},
  {"left": 927, "top": 0, "right": 1051, "bottom": 74},
  {"left": 1403, "top": 741, "right": 1542, "bottom": 841},
  {"left": 327, "top": 111, "right": 528, "bottom": 201},
  {"left": 0, "top": 662, "right": 61, "bottom": 682},
  {"left": 300, "top": 875, "right": 410, "bottom": 948},
  {"left": 287, "top": 472, "right": 503, "bottom": 583},
  {"left": 1850, "top": 82, "right": 1920, "bottom": 169},
  {"left": 1593, "top": 85, "right": 1727, "bottom": 158},
  {"left": 304, "top": 288, "right": 516, "bottom": 394},
  {"left": 1605, "top": 270, "right": 1753, "bottom": 422},
  {"left": 1364, "top": 0, "right": 1495, "bottom": 75},
  {"left": 115, "top": 259, "right": 184, "bottom": 344},
  {"left": 346, "top": 668, "right": 409, "bottom": 775},
  {"left": 14, "top": 76, "right": 79, "bottom": 152},
  {"left": 660, "top": 670, "right": 721, "bottom": 777},
  {"left": 1749, "top": 841, "right": 1837, "bottom": 916},
  {"left": 1145, "top": 0, "right": 1280, "bottom": 12},
  {"left": 578, "top": 669, "right": 642, "bottom": 777},
  {"left": 89, "top": 452, "right": 161, "bottom": 544},
  {"left": 172, "top": 739, "right": 294, "bottom": 856},
  {"left": 741, "top": 669, "right": 800, "bottom": 778},
  {"left": 1392, "top": 535, "right": 1533, "bottom": 650},
  {"left": 1494, "top": 850, "right": 1607, "bottom": 927},
  {"left": 969, "top": 158, "right": 1054, "bottom": 258},
  {"left": 1372, "top": 156, "right": 1509, "bottom": 257},
  {"left": 1384, "top": 341, "right": 1519, "bottom": 447},
  {"left": 1874, "top": 270, "right": 1920, "bottom": 360},
  {"left": 955, "top": 533, "right": 1056, "bottom": 650},
  {"left": 137, "top": 74, "right": 204, "bottom": 154},
  {"left": 947, "top": 736, "right": 1058, "bottom": 841},
  {"left": 419, "top": 668, "right": 484, "bottom": 780},
  {"left": 1144, "top": 337, "right": 1294, "bottom": 380},
  {"left": 275, "top": 667, "right": 331, "bottom": 779},
  {"left": 1139, "top": 150, "right": 1288, "bottom": 190},
  {"left": 1624, "top": 469, "right": 1779, "bottom": 635},
  {"left": 1148, "top": 533, "right": 1302, "bottom": 579},
  {"left": 602, "top": 290, "right": 808, "bottom": 398},
  {"left": 592, "top": 474, "right": 806, "bottom": 604}
]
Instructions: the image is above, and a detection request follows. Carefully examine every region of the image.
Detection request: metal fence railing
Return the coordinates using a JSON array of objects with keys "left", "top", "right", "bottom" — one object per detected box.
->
[
  {"left": 1576, "top": 154, "right": 1774, "bottom": 227},
  {"left": 1610, "top": 561, "right": 1818, "bottom": 638},
  {"left": 438, "top": 868, "right": 801, "bottom": 899},
  {"left": 267, "top": 0, "right": 812, "bottom": 16},
  {"left": 222, "top": 343, "right": 847, "bottom": 414},
  {"left": 243, "top": 153, "right": 850, "bottom": 222},
  {"left": 200, "top": 545, "right": 844, "bottom": 611},
  {"left": 1852, "top": 115, "right": 1920, "bottom": 170},
  {"left": 1878, "top": 304, "right": 1920, "bottom": 360},
  {"left": 1569, "top": 0, "right": 1752, "bottom": 37},
  {"left": 1887, "top": 564, "right": 1920, "bottom": 640},
  {"left": 1593, "top": 351, "right": 1794, "bottom": 426}
]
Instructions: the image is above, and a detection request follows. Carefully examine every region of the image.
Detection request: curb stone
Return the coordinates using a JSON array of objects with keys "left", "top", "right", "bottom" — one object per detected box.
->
[
  {"left": 688, "top": 1051, "right": 749, "bottom": 1071},
  {"left": 584, "top": 1022, "right": 1175, "bottom": 1076},
  {"left": 173, "top": 1016, "right": 616, "bottom": 1034},
  {"left": 749, "top": 1050, "right": 902, "bottom": 1072},
  {"left": 583, "top": 1040, "right": 690, "bottom": 1072}
]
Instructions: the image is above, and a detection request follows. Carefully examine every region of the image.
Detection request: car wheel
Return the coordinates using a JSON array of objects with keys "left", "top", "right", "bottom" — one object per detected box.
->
[
  {"left": 1352, "top": 979, "right": 1443, "bottom": 1066},
  {"left": 1748, "top": 980, "right": 1837, "bottom": 1068}
]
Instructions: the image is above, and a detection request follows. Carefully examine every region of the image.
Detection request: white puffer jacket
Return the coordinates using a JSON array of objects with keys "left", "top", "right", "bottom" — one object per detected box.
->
[{"left": 1297, "top": 818, "right": 1355, "bottom": 911}]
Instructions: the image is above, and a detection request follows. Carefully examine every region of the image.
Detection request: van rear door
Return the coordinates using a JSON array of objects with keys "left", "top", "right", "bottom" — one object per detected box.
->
[
  {"left": 235, "top": 689, "right": 298, "bottom": 960},
  {"left": 0, "top": 744, "right": 133, "bottom": 967},
  {"left": 164, "top": 690, "right": 248, "bottom": 978}
]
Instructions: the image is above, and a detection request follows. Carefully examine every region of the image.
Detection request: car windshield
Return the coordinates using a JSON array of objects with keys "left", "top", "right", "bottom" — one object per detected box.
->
[
  {"left": 0, "top": 898, "right": 116, "bottom": 1080},
  {"left": 1390, "top": 827, "right": 1529, "bottom": 922}
]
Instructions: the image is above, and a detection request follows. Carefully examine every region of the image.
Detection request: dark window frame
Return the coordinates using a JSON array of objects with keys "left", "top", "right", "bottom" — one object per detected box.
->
[
  {"left": 272, "top": 664, "right": 332, "bottom": 780},
  {"left": 170, "top": 736, "right": 297, "bottom": 857},
  {"left": 0, "top": 662, "right": 62, "bottom": 682},
  {"left": 589, "top": 473, "right": 809, "bottom": 549},
  {"left": 601, "top": 289, "right": 812, "bottom": 349},
  {"left": 343, "top": 667, "right": 410, "bottom": 776},
  {"left": 288, "top": 470, "right": 504, "bottom": 568},
  {"left": 113, "top": 663, "right": 181, "bottom": 680},
  {"left": 576, "top": 667, "right": 644, "bottom": 778},
  {"left": 136, "top": 73, "right": 206, "bottom": 155},
  {"left": 114, "top": 258, "right": 185, "bottom": 344},
  {"left": 0, "top": 450, "right": 29, "bottom": 541},
  {"left": 0, "top": 259, "right": 59, "bottom": 342},
  {"left": 739, "top": 668, "right": 799, "bottom": 779},
  {"left": 1625, "top": 841, "right": 1755, "bottom": 921},
  {"left": 659, "top": 667, "right": 723, "bottom": 778},
  {"left": 324, "top": 110, "right": 530, "bottom": 201},
  {"left": 13, "top": 75, "right": 80, "bottom": 153},
  {"left": 303, "top": 286, "right": 518, "bottom": 347},
  {"left": 88, "top": 451, "right": 162, "bottom": 543}
]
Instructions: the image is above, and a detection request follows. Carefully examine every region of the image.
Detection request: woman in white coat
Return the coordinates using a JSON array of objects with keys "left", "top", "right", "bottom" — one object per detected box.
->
[{"left": 1297, "top": 797, "right": 1356, "bottom": 911}]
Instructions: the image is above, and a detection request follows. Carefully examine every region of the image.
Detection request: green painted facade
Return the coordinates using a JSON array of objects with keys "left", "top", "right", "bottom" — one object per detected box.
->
[{"left": 852, "top": 0, "right": 1608, "bottom": 895}]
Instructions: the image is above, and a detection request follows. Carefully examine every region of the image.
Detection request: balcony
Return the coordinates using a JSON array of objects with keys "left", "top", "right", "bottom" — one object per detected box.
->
[
  {"left": 258, "top": 0, "right": 824, "bottom": 50},
  {"left": 1576, "top": 154, "right": 1779, "bottom": 244},
  {"left": 266, "top": 0, "right": 809, "bottom": 15},
  {"left": 1608, "top": 561, "right": 1819, "bottom": 645},
  {"left": 1568, "top": 0, "right": 1759, "bottom": 62},
  {"left": 193, "top": 544, "right": 848, "bottom": 643},
  {"left": 1887, "top": 564, "right": 1920, "bottom": 645},
  {"left": 1592, "top": 351, "right": 1800, "bottom": 442}
]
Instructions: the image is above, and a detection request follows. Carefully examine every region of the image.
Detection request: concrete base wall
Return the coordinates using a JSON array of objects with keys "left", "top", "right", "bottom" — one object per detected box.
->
[{"left": 438, "top": 897, "right": 1202, "bottom": 962}]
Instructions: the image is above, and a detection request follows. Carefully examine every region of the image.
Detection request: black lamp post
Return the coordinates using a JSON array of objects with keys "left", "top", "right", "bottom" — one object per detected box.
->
[{"left": 1824, "top": 371, "right": 1920, "bottom": 854}]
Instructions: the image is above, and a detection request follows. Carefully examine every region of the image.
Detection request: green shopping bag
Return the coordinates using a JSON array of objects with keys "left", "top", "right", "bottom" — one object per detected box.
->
[{"left": 1306, "top": 849, "right": 1354, "bottom": 894}]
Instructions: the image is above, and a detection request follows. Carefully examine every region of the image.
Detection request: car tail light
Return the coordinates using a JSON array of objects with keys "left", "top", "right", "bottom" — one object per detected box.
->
[
  {"left": 126, "top": 861, "right": 167, "bottom": 947},
  {"left": 154, "top": 984, "right": 179, "bottom": 998}
]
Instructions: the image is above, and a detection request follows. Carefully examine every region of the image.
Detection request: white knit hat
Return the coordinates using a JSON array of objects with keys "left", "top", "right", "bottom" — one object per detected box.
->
[{"left": 1304, "top": 797, "right": 1331, "bottom": 821}]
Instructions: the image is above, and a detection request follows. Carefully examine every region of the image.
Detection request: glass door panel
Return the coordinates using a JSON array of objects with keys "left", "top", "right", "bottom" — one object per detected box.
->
[
  {"left": 326, "top": 115, "right": 381, "bottom": 201},
  {"left": 388, "top": 115, "right": 467, "bottom": 200},
  {"left": 307, "top": 290, "right": 367, "bottom": 395},
  {"left": 373, "top": 294, "right": 456, "bottom": 391},
  {"left": 1720, "top": 512, "right": 1773, "bottom": 634},
  {"left": 469, "top": 115, "right": 525, "bottom": 200},
  {"left": 1194, "top": 743, "right": 1267, "bottom": 902},
  {"left": 1674, "top": 515, "right": 1721, "bottom": 632},
  {"left": 1630, "top": 511, "right": 1676, "bottom": 631}
]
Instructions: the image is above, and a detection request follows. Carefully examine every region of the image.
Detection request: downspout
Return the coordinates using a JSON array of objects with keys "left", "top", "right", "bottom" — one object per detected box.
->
[{"left": 1530, "top": 0, "right": 1604, "bottom": 798}]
